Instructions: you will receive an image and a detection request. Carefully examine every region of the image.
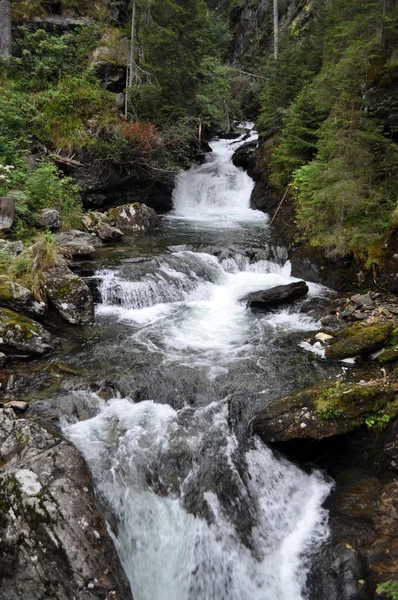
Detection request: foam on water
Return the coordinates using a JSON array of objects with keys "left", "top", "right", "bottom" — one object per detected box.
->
[
  {"left": 63, "top": 398, "right": 332, "bottom": 600},
  {"left": 170, "top": 126, "right": 266, "bottom": 225}
]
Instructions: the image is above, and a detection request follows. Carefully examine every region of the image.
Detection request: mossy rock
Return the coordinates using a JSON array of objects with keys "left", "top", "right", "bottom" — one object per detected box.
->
[
  {"left": 42, "top": 267, "right": 94, "bottom": 325},
  {"left": 0, "top": 276, "right": 46, "bottom": 319},
  {"left": 378, "top": 346, "right": 398, "bottom": 365},
  {"left": 0, "top": 307, "right": 55, "bottom": 356},
  {"left": 252, "top": 382, "right": 398, "bottom": 442},
  {"left": 325, "top": 322, "right": 393, "bottom": 360}
]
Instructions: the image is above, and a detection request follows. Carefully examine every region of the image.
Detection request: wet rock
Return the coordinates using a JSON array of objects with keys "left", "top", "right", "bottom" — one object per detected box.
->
[
  {"left": 325, "top": 322, "right": 393, "bottom": 360},
  {"left": 251, "top": 383, "right": 398, "bottom": 442},
  {"left": 57, "top": 229, "right": 102, "bottom": 257},
  {"left": 0, "top": 408, "right": 132, "bottom": 600},
  {"left": 0, "top": 276, "right": 46, "bottom": 319},
  {"left": 109, "top": 203, "right": 160, "bottom": 233},
  {"left": 240, "top": 280, "right": 309, "bottom": 309},
  {"left": 0, "top": 197, "right": 15, "bottom": 232},
  {"left": 0, "top": 308, "right": 56, "bottom": 356},
  {"left": 232, "top": 140, "right": 258, "bottom": 175},
  {"left": 321, "top": 314, "right": 339, "bottom": 326},
  {"left": 34, "top": 208, "right": 61, "bottom": 231},
  {"left": 42, "top": 267, "right": 94, "bottom": 325},
  {"left": 94, "top": 221, "right": 123, "bottom": 243},
  {"left": 0, "top": 352, "right": 6, "bottom": 368}
]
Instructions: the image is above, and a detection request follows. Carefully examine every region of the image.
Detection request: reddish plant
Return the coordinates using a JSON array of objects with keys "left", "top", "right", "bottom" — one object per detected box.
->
[{"left": 119, "top": 121, "right": 160, "bottom": 154}]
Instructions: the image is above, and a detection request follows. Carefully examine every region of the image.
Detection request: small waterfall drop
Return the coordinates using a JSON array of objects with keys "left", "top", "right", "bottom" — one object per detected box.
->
[{"left": 171, "top": 126, "right": 266, "bottom": 223}]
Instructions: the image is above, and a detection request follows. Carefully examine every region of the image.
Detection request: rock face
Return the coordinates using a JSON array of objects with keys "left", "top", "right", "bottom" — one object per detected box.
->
[
  {"left": 34, "top": 208, "right": 61, "bottom": 231},
  {"left": 42, "top": 267, "right": 94, "bottom": 325},
  {"left": 0, "top": 197, "right": 15, "bottom": 232},
  {"left": 109, "top": 203, "right": 160, "bottom": 233},
  {"left": 240, "top": 280, "right": 309, "bottom": 309},
  {"left": 325, "top": 322, "right": 393, "bottom": 360},
  {"left": 0, "top": 308, "right": 56, "bottom": 356},
  {"left": 251, "top": 383, "right": 398, "bottom": 442},
  {"left": 0, "top": 276, "right": 46, "bottom": 319},
  {"left": 57, "top": 230, "right": 103, "bottom": 256},
  {"left": 232, "top": 140, "right": 258, "bottom": 176},
  {"left": 0, "top": 408, "right": 132, "bottom": 600}
]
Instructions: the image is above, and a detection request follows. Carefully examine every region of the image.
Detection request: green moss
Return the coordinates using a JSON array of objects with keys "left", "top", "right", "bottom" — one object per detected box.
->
[
  {"left": 378, "top": 346, "right": 398, "bottom": 365},
  {"left": 314, "top": 383, "right": 397, "bottom": 431},
  {"left": 0, "top": 307, "right": 39, "bottom": 340},
  {"left": 325, "top": 322, "right": 393, "bottom": 360}
]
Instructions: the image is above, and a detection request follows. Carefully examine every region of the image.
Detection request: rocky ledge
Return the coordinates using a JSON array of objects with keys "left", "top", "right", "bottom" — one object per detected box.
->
[{"left": 0, "top": 407, "right": 132, "bottom": 600}]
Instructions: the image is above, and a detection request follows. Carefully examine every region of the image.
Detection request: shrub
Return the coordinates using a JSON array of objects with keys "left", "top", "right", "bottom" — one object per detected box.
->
[{"left": 24, "top": 162, "right": 83, "bottom": 230}]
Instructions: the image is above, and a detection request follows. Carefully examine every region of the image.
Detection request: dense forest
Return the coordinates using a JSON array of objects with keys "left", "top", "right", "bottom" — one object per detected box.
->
[{"left": 0, "top": 0, "right": 398, "bottom": 280}]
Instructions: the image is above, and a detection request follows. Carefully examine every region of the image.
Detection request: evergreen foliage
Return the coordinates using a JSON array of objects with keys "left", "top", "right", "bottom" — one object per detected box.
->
[{"left": 258, "top": 0, "right": 398, "bottom": 260}]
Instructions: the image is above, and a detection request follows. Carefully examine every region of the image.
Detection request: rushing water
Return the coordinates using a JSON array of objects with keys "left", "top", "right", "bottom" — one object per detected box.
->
[{"left": 62, "top": 126, "right": 334, "bottom": 600}]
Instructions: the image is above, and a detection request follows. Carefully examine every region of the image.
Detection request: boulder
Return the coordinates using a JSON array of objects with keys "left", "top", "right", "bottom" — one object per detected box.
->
[
  {"left": 240, "top": 281, "right": 309, "bottom": 309},
  {"left": 109, "top": 203, "right": 160, "bottom": 233},
  {"left": 0, "top": 307, "right": 56, "bottom": 356},
  {"left": 0, "top": 408, "right": 132, "bottom": 600},
  {"left": 42, "top": 267, "right": 94, "bottom": 325},
  {"left": 82, "top": 211, "right": 123, "bottom": 242},
  {"left": 94, "top": 221, "right": 123, "bottom": 243},
  {"left": 251, "top": 383, "right": 398, "bottom": 442},
  {"left": 0, "top": 276, "right": 46, "bottom": 319},
  {"left": 57, "top": 229, "right": 102, "bottom": 257},
  {"left": 0, "top": 239, "right": 23, "bottom": 256},
  {"left": 232, "top": 140, "right": 258, "bottom": 174},
  {"left": 34, "top": 208, "right": 61, "bottom": 231},
  {"left": 325, "top": 322, "right": 393, "bottom": 360},
  {"left": 0, "top": 197, "right": 15, "bottom": 232}
]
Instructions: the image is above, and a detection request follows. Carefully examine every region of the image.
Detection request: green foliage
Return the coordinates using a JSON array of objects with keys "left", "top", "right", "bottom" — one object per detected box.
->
[
  {"left": 259, "top": 0, "right": 398, "bottom": 261},
  {"left": 127, "top": 0, "right": 231, "bottom": 126},
  {"left": 9, "top": 25, "right": 100, "bottom": 91},
  {"left": 24, "top": 162, "right": 83, "bottom": 230},
  {"left": 257, "top": 26, "right": 323, "bottom": 138},
  {"left": 364, "top": 409, "right": 391, "bottom": 431},
  {"left": 32, "top": 75, "right": 115, "bottom": 149},
  {"left": 376, "top": 581, "right": 398, "bottom": 600}
]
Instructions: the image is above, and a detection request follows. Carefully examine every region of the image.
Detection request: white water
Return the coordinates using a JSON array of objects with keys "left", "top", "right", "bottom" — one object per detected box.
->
[
  {"left": 171, "top": 125, "right": 266, "bottom": 224},
  {"left": 96, "top": 251, "right": 326, "bottom": 365},
  {"left": 64, "top": 127, "right": 333, "bottom": 600},
  {"left": 64, "top": 398, "right": 332, "bottom": 600}
]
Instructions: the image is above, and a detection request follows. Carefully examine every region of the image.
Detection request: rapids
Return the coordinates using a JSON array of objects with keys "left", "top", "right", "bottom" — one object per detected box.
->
[{"left": 62, "top": 125, "right": 335, "bottom": 600}]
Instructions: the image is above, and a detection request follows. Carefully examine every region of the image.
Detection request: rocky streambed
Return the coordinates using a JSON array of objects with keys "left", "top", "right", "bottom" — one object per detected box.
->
[{"left": 1, "top": 128, "right": 398, "bottom": 600}]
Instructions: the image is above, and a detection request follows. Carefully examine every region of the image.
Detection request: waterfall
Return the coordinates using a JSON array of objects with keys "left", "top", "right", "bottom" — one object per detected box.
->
[
  {"left": 62, "top": 126, "right": 333, "bottom": 600},
  {"left": 171, "top": 126, "right": 266, "bottom": 224}
]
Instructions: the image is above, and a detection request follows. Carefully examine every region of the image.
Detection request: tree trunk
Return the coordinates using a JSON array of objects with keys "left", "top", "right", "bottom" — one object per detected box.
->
[
  {"left": 273, "top": 0, "right": 279, "bottom": 60},
  {"left": 125, "top": 0, "right": 136, "bottom": 118},
  {"left": 0, "top": 0, "right": 12, "bottom": 58}
]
